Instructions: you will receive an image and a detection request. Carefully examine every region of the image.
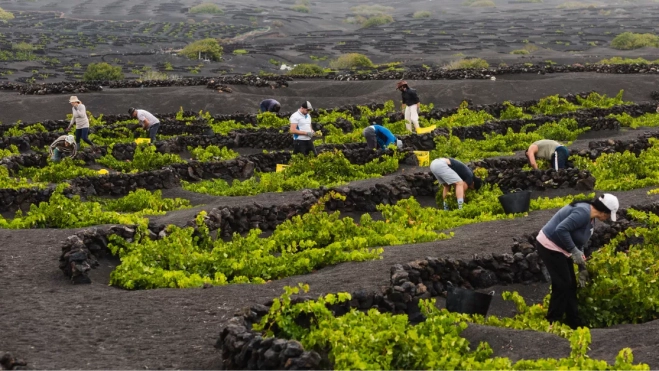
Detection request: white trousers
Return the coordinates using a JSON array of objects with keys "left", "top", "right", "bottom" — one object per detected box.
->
[{"left": 405, "top": 104, "right": 419, "bottom": 132}]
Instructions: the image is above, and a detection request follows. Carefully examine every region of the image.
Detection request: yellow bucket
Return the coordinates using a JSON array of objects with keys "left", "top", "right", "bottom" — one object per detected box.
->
[
  {"left": 135, "top": 138, "right": 151, "bottom": 144},
  {"left": 416, "top": 125, "right": 436, "bottom": 135},
  {"left": 276, "top": 164, "right": 289, "bottom": 172},
  {"left": 97, "top": 169, "right": 109, "bottom": 175},
  {"left": 413, "top": 151, "right": 430, "bottom": 166}
]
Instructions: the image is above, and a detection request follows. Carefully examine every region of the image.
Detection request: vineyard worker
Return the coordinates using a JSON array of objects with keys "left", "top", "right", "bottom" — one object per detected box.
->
[
  {"left": 397, "top": 80, "right": 420, "bottom": 133},
  {"left": 526, "top": 139, "right": 570, "bottom": 170},
  {"left": 49, "top": 134, "right": 77, "bottom": 162},
  {"left": 430, "top": 157, "right": 483, "bottom": 210},
  {"left": 259, "top": 98, "right": 281, "bottom": 113},
  {"left": 535, "top": 194, "right": 619, "bottom": 329},
  {"left": 363, "top": 123, "right": 402, "bottom": 150},
  {"left": 129, "top": 107, "right": 160, "bottom": 143},
  {"left": 66, "top": 96, "right": 96, "bottom": 150},
  {"left": 289, "top": 101, "right": 317, "bottom": 156}
]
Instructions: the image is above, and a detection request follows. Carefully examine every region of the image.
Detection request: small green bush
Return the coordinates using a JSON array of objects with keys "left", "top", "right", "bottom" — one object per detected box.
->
[
  {"left": 189, "top": 3, "right": 223, "bottom": 14},
  {"left": 510, "top": 49, "right": 530, "bottom": 55},
  {"left": 350, "top": 5, "right": 394, "bottom": 16},
  {"left": 362, "top": 14, "right": 394, "bottom": 28},
  {"left": 556, "top": 1, "right": 596, "bottom": 9},
  {"left": 611, "top": 32, "right": 659, "bottom": 50},
  {"left": 292, "top": 4, "right": 310, "bottom": 12},
  {"left": 413, "top": 10, "right": 431, "bottom": 18},
  {"left": 464, "top": 0, "right": 496, "bottom": 6},
  {"left": 288, "top": 63, "right": 326, "bottom": 76},
  {"left": 180, "top": 38, "right": 223, "bottom": 61},
  {"left": 445, "top": 58, "right": 490, "bottom": 70},
  {"left": 0, "top": 7, "right": 14, "bottom": 21},
  {"left": 83, "top": 62, "right": 124, "bottom": 81},
  {"left": 598, "top": 56, "right": 659, "bottom": 65},
  {"left": 329, "top": 53, "right": 374, "bottom": 69},
  {"left": 232, "top": 49, "right": 248, "bottom": 55}
]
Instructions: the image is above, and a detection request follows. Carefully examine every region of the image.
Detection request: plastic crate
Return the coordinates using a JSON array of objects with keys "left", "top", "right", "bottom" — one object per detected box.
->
[
  {"left": 413, "top": 151, "right": 430, "bottom": 166},
  {"left": 276, "top": 164, "right": 289, "bottom": 172},
  {"left": 97, "top": 169, "right": 109, "bottom": 175},
  {"left": 135, "top": 138, "right": 151, "bottom": 144}
]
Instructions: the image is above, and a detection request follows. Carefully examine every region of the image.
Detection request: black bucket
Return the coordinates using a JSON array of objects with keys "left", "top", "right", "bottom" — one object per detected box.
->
[
  {"left": 498, "top": 190, "right": 532, "bottom": 214},
  {"left": 446, "top": 287, "right": 495, "bottom": 316}
]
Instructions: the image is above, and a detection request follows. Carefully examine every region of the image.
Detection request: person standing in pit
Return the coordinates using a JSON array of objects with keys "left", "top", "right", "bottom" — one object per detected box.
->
[
  {"left": 49, "top": 134, "right": 77, "bottom": 162},
  {"left": 259, "top": 99, "right": 281, "bottom": 113},
  {"left": 289, "top": 101, "right": 316, "bottom": 156},
  {"left": 397, "top": 80, "right": 420, "bottom": 133},
  {"left": 429, "top": 157, "right": 483, "bottom": 210},
  {"left": 534, "top": 194, "right": 619, "bottom": 329},
  {"left": 526, "top": 139, "right": 570, "bottom": 170},
  {"left": 128, "top": 107, "right": 160, "bottom": 143},
  {"left": 66, "top": 96, "right": 97, "bottom": 150},
  {"left": 362, "top": 122, "right": 402, "bottom": 150}
]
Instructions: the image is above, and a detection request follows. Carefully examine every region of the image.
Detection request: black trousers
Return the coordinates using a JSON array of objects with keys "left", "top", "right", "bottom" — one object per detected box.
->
[
  {"left": 535, "top": 241, "right": 584, "bottom": 329},
  {"left": 293, "top": 140, "right": 316, "bottom": 156}
]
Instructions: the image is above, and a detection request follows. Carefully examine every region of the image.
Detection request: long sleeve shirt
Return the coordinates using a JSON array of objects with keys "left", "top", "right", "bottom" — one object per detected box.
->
[
  {"left": 49, "top": 135, "right": 77, "bottom": 159},
  {"left": 70, "top": 104, "right": 90, "bottom": 129},
  {"left": 372, "top": 125, "right": 397, "bottom": 149},
  {"left": 541, "top": 203, "right": 594, "bottom": 252},
  {"left": 401, "top": 88, "right": 420, "bottom": 106}
]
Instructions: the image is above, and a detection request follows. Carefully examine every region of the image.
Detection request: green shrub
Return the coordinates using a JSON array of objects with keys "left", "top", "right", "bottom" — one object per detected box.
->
[
  {"left": 292, "top": 4, "right": 310, "bottom": 12},
  {"left": 189, "top": 3, "right": 223, "bottom": 14},
  {"left": 350, "top": 5, "right": 394, "bottom": 16},
  {"left": 329, "top": 53, "right": 374, "bottom": 69},
  {"left": 611, "top": 32, "right": 659, "bottom": 50},
  {"left": 83, "top": 62, "right": 124, "bottom": 81},
  {"left": 0, "top": 7, "right": 14, "bottom": 21},
  {"left": 557, "top": 1, "right": 597, "bottom": 9},
  {"left": 445, "top": 58, "right": 489, "bottom": 69},
  {"left": 232, "top": 49, "right": 248, "bottom": 55},
  {"left": 288, "top": 63, "right": 326, "bottom": 75},
  {"left": 413, "top": 10, "right": 431, "bottom": 18},
  {"left": 598, "top": 56, "right": 659, "bottom": 64},
  {"left": 179, "top": 38, "right": 223, "bottom": 61},
  {"left": 362, "top": 14, "right": 394, "bottom": 27},
  {"left": 510, "top": 49, "right": 530, "bottom": 55},
  {"left": 464, "top": 0, "right": 496, "bottom": 6}
]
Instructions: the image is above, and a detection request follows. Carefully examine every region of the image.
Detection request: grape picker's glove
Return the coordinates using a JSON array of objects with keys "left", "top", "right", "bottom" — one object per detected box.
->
[
  {"left": 306, "top": 131, "right": 315, "bottom": 137},
  {"left": 577, "top": 268, "right": 590, "bottom": 288},
  {"left": 569, "top": 247, "right": 586, "bottom": 265}
]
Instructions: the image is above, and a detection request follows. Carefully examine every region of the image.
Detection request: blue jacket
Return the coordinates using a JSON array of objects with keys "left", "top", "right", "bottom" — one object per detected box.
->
[{"left": 373, "top": 125, "right": 397, "bottom": 149}]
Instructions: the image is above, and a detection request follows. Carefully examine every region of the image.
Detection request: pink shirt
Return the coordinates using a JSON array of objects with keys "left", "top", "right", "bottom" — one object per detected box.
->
[{"left": 536, "top": 230, "right": 571, "bottom": 257}]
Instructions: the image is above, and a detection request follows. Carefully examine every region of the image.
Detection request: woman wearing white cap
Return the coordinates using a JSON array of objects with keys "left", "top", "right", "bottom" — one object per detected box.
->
[
  {"left": 534, "top": 193, "right": 619, "bottom": 329},
  {"left": 66, "top": 96, "right": 96, "bottom": 150}
]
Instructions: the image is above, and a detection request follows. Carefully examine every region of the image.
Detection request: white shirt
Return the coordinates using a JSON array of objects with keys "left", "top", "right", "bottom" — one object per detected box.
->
[
  {"left": 290, "top": 110, "right": 312, "bottom": 140},
  {"left": 137, "top": 109, "right": 160, "bottom": 128}
]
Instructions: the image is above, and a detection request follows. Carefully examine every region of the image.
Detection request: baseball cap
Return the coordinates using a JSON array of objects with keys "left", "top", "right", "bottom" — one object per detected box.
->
[
  {"left": 128, "top": 107, "right": 136, "bottom": 115},
  {"left": 599, "top": 193, "right": 619, "bottom": 221},
  {"left": 301, "top": 101, "right": 313, "bottom": 110}
]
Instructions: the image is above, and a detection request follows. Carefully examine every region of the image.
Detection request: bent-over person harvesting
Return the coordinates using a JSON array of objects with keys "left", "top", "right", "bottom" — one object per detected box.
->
[
  {"left": 49, "top": 135, "right": 77, "bottom": 162},
  {"left": 430, "top": 157, "right": 483, "bottom": 210}
]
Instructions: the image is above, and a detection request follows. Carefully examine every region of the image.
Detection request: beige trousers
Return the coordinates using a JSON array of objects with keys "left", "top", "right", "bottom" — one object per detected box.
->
[{"left": 404, "top": 104, "right": 419, "bottom": 132}]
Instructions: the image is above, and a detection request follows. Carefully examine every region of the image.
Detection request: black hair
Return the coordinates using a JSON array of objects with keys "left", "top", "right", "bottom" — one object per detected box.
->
[
  {"left": 273, "top": 104, "right": 281, "bottom": 113},
  {"left": 570, "top": 194, "right": 611, "bottom": 214},
  {"left": 128, "top": 107, "right": 136, "bottom": 115}
]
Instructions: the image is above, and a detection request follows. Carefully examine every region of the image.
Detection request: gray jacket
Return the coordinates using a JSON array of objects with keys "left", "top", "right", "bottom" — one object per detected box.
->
[{"left": 541, "top": 203, "right": 594, "bottom": 252}]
